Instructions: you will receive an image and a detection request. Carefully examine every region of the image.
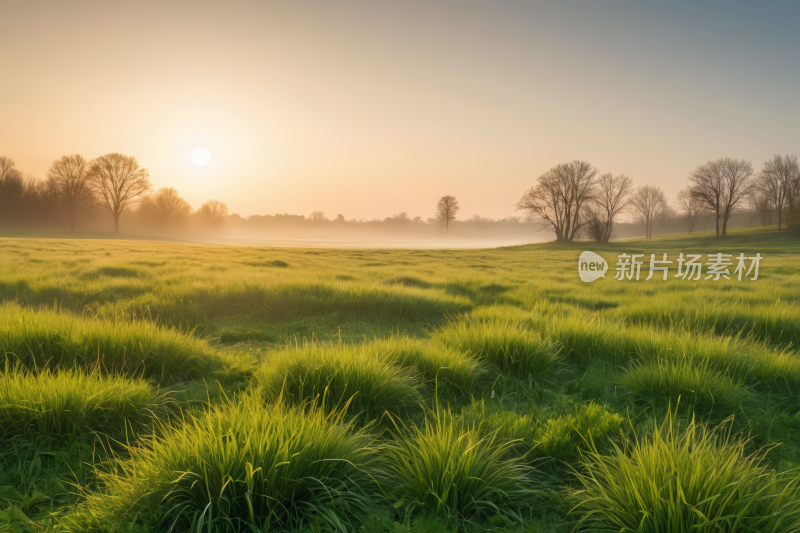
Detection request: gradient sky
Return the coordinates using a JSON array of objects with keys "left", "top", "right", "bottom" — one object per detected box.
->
[{"left": 2, "top": 1, "right": 799, "bottom": 220}]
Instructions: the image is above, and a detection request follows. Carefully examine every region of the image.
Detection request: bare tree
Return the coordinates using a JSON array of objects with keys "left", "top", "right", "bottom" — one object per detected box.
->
[
  {"left": 515, "top": 160, "right": 598, "bottom": 243},
  {"left": 787, "top": 164, "right": 800, "bottom": 217},
  {"left": 687, "top": 157, "right": 754, "bottom": 237},
  {"left": 585, "top": 173, "right": 633, "bottom": 242},
  {"left": 435, "top": 195, "right": 460, "bottom": 234},
  {"left": 154, "top": 187, "right": 191, "bottom": 218},
  {"left": 46, "top": 154, "right": 94, "bottom": 233},
  {"left": 138, "top": 187, "right": 192, "bottom": 227},
  {"left": 308, "top": 210, "right": 326, "bottom": 223},
  {"left": 751, "top": 191, "right": 774, "bottom": 226},
  {"left": 675, "top": 187, "right": 706, "bottom": 233},
  {"left": 198, "top": 200, "right": 229, "bottom": 222},
  {"left": 387, "top": 211, "right": 411, "bottom": 224},
  {"left": 757, "top": 154, "right": 799, "bottom": 229},
  {"left": 0, "top": 156, "right": 18, "bottom": 181},
  {"left": 88, "top": 153, "right": 152, "bottom": 233},
  {"left": 630, "top": 185, "right": 669, "bottom": 238}
]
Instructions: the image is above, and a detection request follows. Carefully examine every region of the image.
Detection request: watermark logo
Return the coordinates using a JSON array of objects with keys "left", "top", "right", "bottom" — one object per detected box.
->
[
  {"left": 577, "top": 251, "right": 763, "bottom": 282},
  {"left": 579, "top": 251, "right": 608, "bottom": 283}
]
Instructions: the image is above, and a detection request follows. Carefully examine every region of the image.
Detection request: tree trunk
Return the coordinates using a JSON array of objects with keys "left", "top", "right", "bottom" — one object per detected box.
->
[
  {"left": 715, "top": 214, "right": 720, "bottom": 237},
  {"left": 114, "top": 215, "right": 120, "bottom": 234},
  {"left": 778, "top": 208, "right": 782, "bottom": 230},
  {"left": 70, "top": 202, "right": 76, "bottom": 233}
]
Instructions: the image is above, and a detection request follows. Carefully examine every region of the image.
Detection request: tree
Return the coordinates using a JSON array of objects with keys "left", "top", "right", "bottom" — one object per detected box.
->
[
  {"left": 630, "top": 185, "right": 669, "bottom": 238},
  {"left": 751, "top": 191, "right": 774, "bottom": 226},
  {"left": 757, "top": 154, "right": 799, "bottom": 230},
  {"left": 387, "top": 211, "right": 411, "bottom": 224},
  {"left": 687, "top": 157, "right": 754, "bottom": 237},
  {"left": 435, "top": 195, "right": 460, "bottom": 234},
  {"left": 138, "top": 187, "right": 192, "bottom": 227},
  {"left": 787, "top": 164, "right": 800, "bottom": 217},
  {"left": 154, "top": 187, "right": 191, "bottom": 218},
  {"left": 516, "top": 160, "right": 598, "bottom": 243},
  {"left": 308, "top": 210, "right": 326, "bottom": 223},
  {"left": 88, "top": 153, "right": 152, "bottom": 233},
  {"left": 198, "top": 200, "right": 229, "bottom": 222},
  {"left": 0, "top": 156, "right": 18, "bottom": 181},
  {"left": 585, "top": 173, "right": 633, "bottom": 242},
  {"left": 468, "top": 214, "right": 491, "bottom": 227},
  {"left": 675, "top": 187, "right": 706, "bottom": 233},
  {"left": 46, "top": 154, "right": 93, "bottom": 233}
]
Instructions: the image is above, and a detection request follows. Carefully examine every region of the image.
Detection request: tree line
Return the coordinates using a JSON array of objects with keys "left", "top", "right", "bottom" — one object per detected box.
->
[
  {"left": 1, "top": 152, "right": 796, "bottom": 240},
  {"left": 515, "top": 155, "right": 800, "bottom": 242},
  {"left": 0, "top": 154, "right": 231, "bottom": 233},
  {"left": 0, "top": 153, "right": 473, "bottom": 235}
]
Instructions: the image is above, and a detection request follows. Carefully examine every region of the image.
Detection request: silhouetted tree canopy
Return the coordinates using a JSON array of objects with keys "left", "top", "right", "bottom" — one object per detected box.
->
[
  {"left": 516, "top": 160, "right": 597, "bottom": 243},
  {"left": 435, "top": 196, "right": 459, "bottom": 234},
  {"left": 89, "top": 153, "right": 152, "bottom": 233},
  {"left": 757, "top": 154, "right": 799, "bottom": 229},
  {"left": 676, "top": 187, "right": 706, "bottom": 233},
  {"left": 584, "top": 173, "right": 633, "bottom": 243},
  {"left": 630, "top": 185, "right": 669, "bottom": 239},
  {"left": 687, "top": 157, "right": 754, "bottom": 237},
  {"left": 198, "top": 199, "right": 229, "bottom": 224},
  {"left": 47, "top": 154, "right": 93, "bottom": 233}
]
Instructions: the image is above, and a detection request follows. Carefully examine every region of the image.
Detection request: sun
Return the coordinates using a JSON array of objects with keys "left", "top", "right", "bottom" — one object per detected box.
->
[{"left": 191, "top": 147, "right": 211, "bottom": 167}]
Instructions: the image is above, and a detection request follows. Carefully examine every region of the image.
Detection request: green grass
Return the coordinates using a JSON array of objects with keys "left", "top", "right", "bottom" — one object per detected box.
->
[
  {"left": 457, "top": 401, "right": 623, "bottom": 464},
  {"left": 617, "top": 298, "right": 800, "bottom": 351},
  {"left": 363, "top": 336, "right": 486, "bottom": 397},
  {"left": 254, "top": 341, "right": 423, "bottom": 419},
  {"left": 621, "top": 358, "right": 751, "bottom": 415},
  {"left": 436, "top": 317, "right": 561, "bottom": 381},
  {"left": 0, "top": 303, "right": 252, "bottom": 383},
  {"left": 570, "top": 412, "right": 800, "bottom": 532},
  {"left": 0, "top": 367, "right": 170, "bottom": 444},
  {"left": 384, "top": 407, "right": 537, "bottom": 525},
  {"left": 534, "top": 403, "right": 624, "bottom": 461},
  {"left": 0, "top": 224, "right": 799, "bottom": 531},
  {"left": 73, "top": 394, "right": 386, "bottom": 533}
]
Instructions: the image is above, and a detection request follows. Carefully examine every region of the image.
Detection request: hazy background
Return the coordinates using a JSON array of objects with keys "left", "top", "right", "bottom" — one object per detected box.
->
[{"left": 2, "top": 1, "right": 800, "bottom": 223}]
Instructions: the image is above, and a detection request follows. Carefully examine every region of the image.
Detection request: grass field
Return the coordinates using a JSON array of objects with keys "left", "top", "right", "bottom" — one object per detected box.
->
[{"left": 1, "top": 225, "right": 799, "bottom": 532}]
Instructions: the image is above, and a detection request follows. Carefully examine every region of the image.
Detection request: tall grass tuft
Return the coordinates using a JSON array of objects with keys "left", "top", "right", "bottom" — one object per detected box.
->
[
  {"left": 621, "top": 358, "right": 751, "bottom": 415},
  {"left": 255, "top": 341, "right": 423, "bottom": 418},
  {"left": 535, "top": 403, "right": 623, "bottom": 461},
  {"left": 0, "top": 303, "right": 251, "bottom": 382},
  {"left": 618, "top": 299, "right": 800, "bottom": 351},
  {"left": 458, "top": 401, "right": 624, "bottom": 463},
  {"left": 436, "top": 316, "right": 560, "bottom": 380},
  {"left": 76, "top": 394, "right": 386, "bottom": 533},
  {"left": 472, "top": 306, "right": 800, "bottom": 395},
  {"left": 570, "top": 412, "right": 800, "bottom": 532},
  {"left": 384, "top": 407, "right": 537, "bottom": 524},
  {"left": 368, "top": 336, "right": 486, "bottom": 396},
  {"left": 90, "top": 280, "right": 470, "bottom": 326},
  {"left": 0, "top": 366, "right": 170, "bottom": 444}
]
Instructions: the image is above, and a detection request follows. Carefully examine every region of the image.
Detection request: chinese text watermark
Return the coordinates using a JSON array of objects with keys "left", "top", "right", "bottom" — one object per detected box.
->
[{"left": 579, "top": 252, "right": 762, "bottom": 282}]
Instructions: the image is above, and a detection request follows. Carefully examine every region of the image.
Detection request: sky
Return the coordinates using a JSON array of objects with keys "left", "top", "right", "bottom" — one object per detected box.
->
[{"left": 2, "top": 1, "right": 799, "bottom": 221}]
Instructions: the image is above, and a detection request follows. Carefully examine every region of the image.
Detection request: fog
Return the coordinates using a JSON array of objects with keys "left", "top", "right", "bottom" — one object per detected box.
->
[{"left": 0, "top": 167, "right": 769, "bottom": 249}]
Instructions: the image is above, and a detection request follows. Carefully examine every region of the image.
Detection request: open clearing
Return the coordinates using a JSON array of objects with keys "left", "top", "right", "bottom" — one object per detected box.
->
[{"left": 1, "top": 225, "right": 800, "bottom": 532}]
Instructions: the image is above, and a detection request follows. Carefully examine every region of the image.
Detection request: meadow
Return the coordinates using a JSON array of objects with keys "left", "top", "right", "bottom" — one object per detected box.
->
[{"left": 1, "top": 225, "right": 799, "bottom": 532}]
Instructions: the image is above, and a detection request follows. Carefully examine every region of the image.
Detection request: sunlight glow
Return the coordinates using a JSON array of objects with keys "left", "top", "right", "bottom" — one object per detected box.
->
[{"left": 191, "top": 147, "right": 211, "bottom": 167}]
